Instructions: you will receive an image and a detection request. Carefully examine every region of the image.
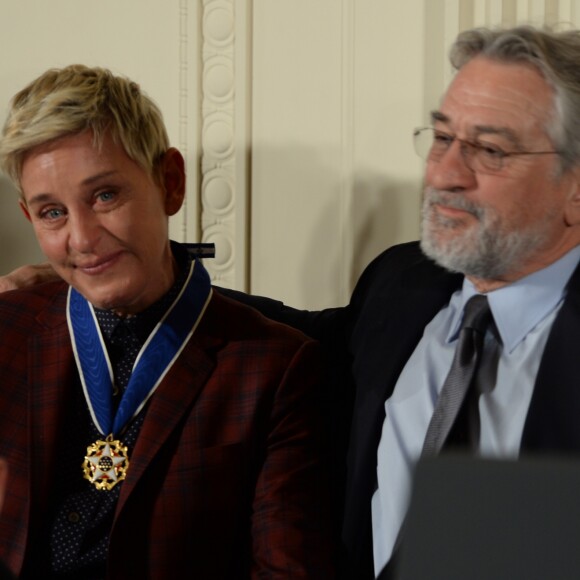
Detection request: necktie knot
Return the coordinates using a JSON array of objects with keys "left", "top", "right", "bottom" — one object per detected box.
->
[{"left": 461, "top": 294, "right": 491, "bottom": 335}]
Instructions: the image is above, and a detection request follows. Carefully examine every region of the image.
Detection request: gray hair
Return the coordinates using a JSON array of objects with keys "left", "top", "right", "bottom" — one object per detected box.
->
[{"left": 450, "top": 26, "right": 580, "bottom": 173}]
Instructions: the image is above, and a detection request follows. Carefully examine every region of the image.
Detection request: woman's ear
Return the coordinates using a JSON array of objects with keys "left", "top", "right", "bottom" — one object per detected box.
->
[
  {"left": 160, "top": 148, "right": 186, "bottom": 216},
  {"left": 19, "top": 199, "right": 32, "bottom": 222}
]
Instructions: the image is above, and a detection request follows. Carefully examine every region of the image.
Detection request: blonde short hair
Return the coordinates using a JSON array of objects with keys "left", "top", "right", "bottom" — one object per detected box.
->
[{"left": 0, "top": 64, "right": 169, "bottom": 190}]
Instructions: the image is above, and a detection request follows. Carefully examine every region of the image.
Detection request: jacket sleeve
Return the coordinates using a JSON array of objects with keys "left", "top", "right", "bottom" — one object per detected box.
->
[
  {"left": 250, "top": 338, "right": 336, "bottom": 578},
  {"left": 215, "top": 287, "right": 347, "bottom": 346},
  {"left": 216, "top": 288, "right": 354, "bottom": 542}
]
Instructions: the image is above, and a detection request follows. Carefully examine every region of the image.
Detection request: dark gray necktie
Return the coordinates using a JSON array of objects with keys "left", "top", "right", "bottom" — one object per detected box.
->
[{"left": 422, "top": 294, "right": 493, "bottom": 456}]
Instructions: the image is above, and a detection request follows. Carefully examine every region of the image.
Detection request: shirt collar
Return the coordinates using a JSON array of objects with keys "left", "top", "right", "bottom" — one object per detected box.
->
[{"left": 447, "top": 246, "right": 580, "bottom": 353}]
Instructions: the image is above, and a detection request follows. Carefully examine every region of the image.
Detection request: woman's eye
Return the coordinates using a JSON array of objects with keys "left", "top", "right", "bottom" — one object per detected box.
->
[
  {"left": 41, "top": 208, "right": 65, "bottom": 220},
  {"left": 97, "top": 190, "right": 116, "bottom": 202}
]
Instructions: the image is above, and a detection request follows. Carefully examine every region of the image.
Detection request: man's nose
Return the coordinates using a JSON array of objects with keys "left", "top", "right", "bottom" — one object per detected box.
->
[{"left": 426, "top": 140, "right": 477, "bottom": 192}]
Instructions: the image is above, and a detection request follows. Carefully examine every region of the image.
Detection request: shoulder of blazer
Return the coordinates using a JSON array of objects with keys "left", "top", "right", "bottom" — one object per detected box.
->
[
  {"left": 214, "top": 286, "right": 347, "bottom": 346},
  {"left": 0, "top": 281, "right": 68, "bottom": 330},
  {"left": 348, "top": 241, "right": 461, "bottom": 313},
  {"left": 199, "top": 289, "right": 316, "bottom": 349}
]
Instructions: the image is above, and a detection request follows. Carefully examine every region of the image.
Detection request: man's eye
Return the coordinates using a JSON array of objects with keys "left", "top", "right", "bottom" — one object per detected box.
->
[
  {"left": 433, "top": 132, "right": 454, "bottom": 147},
  {"left": 477, "top": 143, "right": 505, "bottom": 159}
]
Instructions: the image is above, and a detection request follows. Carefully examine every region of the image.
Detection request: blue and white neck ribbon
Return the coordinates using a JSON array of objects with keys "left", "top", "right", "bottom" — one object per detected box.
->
[{"left": 67, "top": 259, "right": 212, "bottom": 437}]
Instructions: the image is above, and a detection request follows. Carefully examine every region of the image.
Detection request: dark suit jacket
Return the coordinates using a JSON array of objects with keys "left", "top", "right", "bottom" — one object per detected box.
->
[
  {"left": 222, "top": 240, "right": 580, "bottom": 579},
  {"left": 0, "top": 282, "right": 334, "bottom": 579},
  {"left": 0, "top": 561, "right": 13, "bottom": 580}
]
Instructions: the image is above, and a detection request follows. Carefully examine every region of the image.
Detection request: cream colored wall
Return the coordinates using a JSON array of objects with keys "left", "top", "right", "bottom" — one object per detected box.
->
[
  {"left": 250, "top": 1, "right": 426, "bottom": 309},
  {"left": 1, "top": 1, "right": 580, "bottom": 309}
]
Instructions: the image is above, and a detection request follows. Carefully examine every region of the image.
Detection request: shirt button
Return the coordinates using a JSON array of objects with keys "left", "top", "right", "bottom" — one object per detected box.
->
[{"left": 68, "top": 511, "right": 80, "bottom": 523}]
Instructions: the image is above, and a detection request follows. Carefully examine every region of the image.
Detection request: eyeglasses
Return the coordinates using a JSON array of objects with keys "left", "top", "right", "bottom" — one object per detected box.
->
[{"left": 413, "top": 127, "right": 561, "bottom": 174}]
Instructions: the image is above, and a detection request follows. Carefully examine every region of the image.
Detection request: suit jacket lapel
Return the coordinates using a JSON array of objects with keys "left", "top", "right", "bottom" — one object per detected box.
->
[
  {"left": 522, "top": 261, "right": 580, "bottom": 452},
  {"left": 343, "top": 248, "right": 462, "bottom": 569},
  {"left": 349, "top": 260, "right": 462, "bottom": 464}
]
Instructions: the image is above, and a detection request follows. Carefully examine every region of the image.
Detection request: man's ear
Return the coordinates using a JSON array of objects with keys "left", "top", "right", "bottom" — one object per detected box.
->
[
  {"left": 160, "top": 148, "right": 186, "bottom": 216},
  {"left": 19, "top": 199, "right": 32, "bottom": 222}
]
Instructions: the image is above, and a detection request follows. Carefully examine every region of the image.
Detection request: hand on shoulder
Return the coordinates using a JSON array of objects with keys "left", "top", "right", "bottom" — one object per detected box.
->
[{"left": 0, "top": 263, "right": 59, "bottom": 292}]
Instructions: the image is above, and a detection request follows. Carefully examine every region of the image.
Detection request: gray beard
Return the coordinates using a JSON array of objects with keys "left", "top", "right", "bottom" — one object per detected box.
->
[{"left": 420, "top": 187, "right": 552, "bottom": 279}]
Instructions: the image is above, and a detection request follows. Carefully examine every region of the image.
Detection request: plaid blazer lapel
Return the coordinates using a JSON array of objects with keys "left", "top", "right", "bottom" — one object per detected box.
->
[{"left": 115, "top": 328, "right": 221, "bottom": 512}]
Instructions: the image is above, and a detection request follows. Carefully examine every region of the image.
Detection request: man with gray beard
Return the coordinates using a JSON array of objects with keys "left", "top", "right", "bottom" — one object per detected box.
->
[
  {"left": 4, "top": 25, "right": 580, "bottom": 580},
  {"left": 234, "top": 25, "right": 580, "bottom": 580}
]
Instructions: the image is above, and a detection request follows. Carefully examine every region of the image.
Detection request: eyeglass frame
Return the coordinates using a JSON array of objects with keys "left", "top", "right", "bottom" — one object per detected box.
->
[{"left": 413, "top": 126, "right": 562, "bottom": 173}]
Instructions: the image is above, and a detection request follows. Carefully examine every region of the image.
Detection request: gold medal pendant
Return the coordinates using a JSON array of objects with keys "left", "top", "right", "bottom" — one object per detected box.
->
[{"left": 82, "top": 435, "right": 129, "bottom": 490}]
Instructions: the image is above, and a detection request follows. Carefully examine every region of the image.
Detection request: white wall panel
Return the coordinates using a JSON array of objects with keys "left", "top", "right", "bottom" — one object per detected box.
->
[
  {"left": 250, "top": 1, "right": 429, "bottom": 308},
  {"left": 349, "top": 2, "right": 425, "bottom": 296},
  {"left": 251, "top": 0, "right": 344, "bottom": 308}
]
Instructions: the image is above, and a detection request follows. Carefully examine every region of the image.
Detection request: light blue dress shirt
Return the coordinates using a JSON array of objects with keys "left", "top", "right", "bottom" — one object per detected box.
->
[{"left": 371, "top": 246, "right": 580, "bottom": 577}]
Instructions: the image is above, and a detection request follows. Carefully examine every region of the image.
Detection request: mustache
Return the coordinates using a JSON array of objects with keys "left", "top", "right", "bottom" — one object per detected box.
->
[{"left": 423, "top": 186, "right": 483, "bottom": 219}]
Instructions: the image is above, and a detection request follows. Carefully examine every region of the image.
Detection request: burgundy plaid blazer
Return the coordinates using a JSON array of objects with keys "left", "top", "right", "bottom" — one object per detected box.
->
[{"left": 0, "top": 282, "right": 334, "bottom": 579}]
